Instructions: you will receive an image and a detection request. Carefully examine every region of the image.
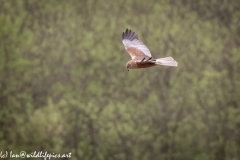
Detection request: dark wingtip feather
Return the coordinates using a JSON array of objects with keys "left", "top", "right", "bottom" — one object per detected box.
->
[
  {"left": 128, "top": 29, "right": 132, "bottom": 38},
  {"left": 125, "top": 29, "right": 128, "bottom": 39},
  {"left": 129, "top": 31, "right": 135, "bottom": 40},
  {"left": 122, "top": 28, "right": 139, "bottom": 41},
  {"left": 131, "top": 35, "right": 138, "bottom": 40},
  {"left": 128, "top": 29, "right": 133, "bottom": 39}
]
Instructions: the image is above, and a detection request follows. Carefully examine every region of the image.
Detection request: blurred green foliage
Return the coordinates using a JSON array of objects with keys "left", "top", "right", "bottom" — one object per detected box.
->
[{"left": 0, "top": 0, "right": 240, "bottom": 160}]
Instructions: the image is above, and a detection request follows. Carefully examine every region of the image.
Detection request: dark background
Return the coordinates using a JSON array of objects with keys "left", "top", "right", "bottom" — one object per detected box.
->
[{"left": 1, "top": 0, "right": 240, "bottom": 160}]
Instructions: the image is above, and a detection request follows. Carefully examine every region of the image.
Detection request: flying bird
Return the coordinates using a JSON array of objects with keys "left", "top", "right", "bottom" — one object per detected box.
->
[{"left": 122, "top": 29, "right": 178, "bottom": 71}]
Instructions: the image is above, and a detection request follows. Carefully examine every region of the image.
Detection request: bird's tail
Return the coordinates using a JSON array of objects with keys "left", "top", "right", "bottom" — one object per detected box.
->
[{"left": 155, "top": 57, "right": 178, "bottom": 67}]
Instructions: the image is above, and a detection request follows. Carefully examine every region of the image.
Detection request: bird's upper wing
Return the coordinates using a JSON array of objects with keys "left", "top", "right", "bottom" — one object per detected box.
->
[{"left": 122, "top": 29, "right": 152, "bottom": 60}]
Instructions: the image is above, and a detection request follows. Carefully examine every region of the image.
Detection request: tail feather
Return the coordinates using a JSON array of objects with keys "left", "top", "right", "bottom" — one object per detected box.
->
[{"left": 155, "top": 57, "right": 178, "bottom": 67}]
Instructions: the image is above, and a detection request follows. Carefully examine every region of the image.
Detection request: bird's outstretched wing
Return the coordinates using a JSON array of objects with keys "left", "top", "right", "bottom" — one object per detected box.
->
[{"left": 122, "top": 28, "right": 152, "bottom": 60}]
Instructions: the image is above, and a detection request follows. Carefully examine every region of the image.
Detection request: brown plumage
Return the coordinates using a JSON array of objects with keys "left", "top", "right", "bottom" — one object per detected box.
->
[
  {"left": 126, "top": 60, "right": 157, "bottom": 69},
  {"left": 122, "top": 29, "right": 178, "bottom": 71}
]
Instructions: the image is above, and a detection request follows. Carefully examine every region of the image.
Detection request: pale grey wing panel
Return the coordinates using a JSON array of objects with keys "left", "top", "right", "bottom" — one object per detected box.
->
[
  {"left": 125, "top": 47, "right": 149, "bottom": 60},
  {"left": 123, "top": 39, "right": 152, "bottom": 57},
  {"left": 122, "top": 29, "right": 152, "bottom": 59}
]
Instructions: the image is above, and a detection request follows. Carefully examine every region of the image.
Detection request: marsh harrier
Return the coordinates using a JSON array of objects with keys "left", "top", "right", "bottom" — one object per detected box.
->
[{"left": 122, "top": 29, "right": 178, "bottom": 71}]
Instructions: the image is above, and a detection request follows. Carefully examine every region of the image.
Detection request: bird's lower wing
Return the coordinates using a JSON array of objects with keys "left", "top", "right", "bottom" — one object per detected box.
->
[{"left": 126, "top": 47, "right": 151, "bottom": 60}]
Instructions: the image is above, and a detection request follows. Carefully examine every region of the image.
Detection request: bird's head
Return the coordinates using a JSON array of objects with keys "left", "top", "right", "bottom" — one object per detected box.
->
[{"left": 126, "top": 61, "right": 136, "bottom": 71}]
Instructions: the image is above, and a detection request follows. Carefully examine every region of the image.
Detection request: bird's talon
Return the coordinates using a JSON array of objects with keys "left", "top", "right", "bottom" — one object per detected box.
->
[
  {"left": 140, "top": 58, "right": 145, "bottom": 62},
  {"left": 147, "top": 57, "right": 152, "bottom": 61}
]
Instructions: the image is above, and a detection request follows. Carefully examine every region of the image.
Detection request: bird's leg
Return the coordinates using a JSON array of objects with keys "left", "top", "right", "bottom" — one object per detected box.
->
[
  {"left": 147, "top": 57, "right": 152, "bottom": 61},
  {"left": 140, "top": 57, "right": 145, "bottom": 62}
]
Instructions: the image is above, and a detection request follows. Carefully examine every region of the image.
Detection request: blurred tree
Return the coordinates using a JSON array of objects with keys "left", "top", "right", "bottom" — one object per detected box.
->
[{"left": 0, "top": 0, "right": 239, "bottom": 160}]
